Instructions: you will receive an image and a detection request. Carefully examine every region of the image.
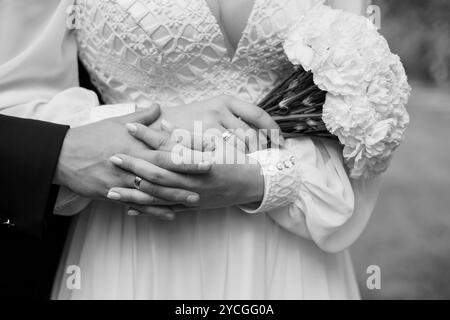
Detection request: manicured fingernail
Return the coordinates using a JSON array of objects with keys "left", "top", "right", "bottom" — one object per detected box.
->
[
  {"left": 161, "top": 119, "right": 174, "bottom": 131},
  {"left": 126, "top": 123, "right": 138, "bottom": 134},
  {"left": 127, "top": 209, "right": 140, "bottom": 216},
  {"left": 164, "top": 213, "right": 175, "bottom": 221},
  {"left": 107, "top": 191, "right": 121, "bottom": 200},
  {"left": 186, "top": 194, "right": 200, "bottom": 204},
  {"left": 198, "top": 161, "right": 211, "bottom": 171},
  {"left": 109, "top": 156, "right": 123, "bottom": 166}
]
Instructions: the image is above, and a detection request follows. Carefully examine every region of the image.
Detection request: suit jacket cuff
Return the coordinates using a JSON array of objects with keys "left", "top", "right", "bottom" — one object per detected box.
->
[{"left": 0, "top": 115, "right": 69, "bottom": 237}]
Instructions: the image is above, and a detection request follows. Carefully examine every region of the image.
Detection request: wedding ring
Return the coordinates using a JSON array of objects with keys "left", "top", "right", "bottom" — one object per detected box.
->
[
  {"left": 222, "top": 130, "right": 234, "bottom": 142},
  {"left": 134, "top": 176, "right": 143, "bottom": 190}
]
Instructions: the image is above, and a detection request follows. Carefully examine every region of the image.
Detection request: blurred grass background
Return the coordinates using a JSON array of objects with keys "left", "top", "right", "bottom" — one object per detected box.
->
[{"left": 350, "top": 0, "right": 450, "bottom": 299}]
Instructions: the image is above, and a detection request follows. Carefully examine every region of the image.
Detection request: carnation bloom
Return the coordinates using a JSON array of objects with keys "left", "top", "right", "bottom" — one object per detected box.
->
[{"left": 280, "top": 1, "right": 411, "bottom": 179}]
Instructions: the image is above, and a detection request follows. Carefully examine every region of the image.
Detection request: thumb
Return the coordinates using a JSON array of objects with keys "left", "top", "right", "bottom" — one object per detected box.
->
[{"left": 118, "top": 103, "right": 161, "bottom": 125}]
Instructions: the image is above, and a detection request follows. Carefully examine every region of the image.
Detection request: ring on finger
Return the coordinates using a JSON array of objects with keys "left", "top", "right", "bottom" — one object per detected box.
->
[
  {"left": 134, "top": 176, "right": 143, "bottom": 190},
  {"left": 222, "top": 129, "right": 235, "bottom": 142}
]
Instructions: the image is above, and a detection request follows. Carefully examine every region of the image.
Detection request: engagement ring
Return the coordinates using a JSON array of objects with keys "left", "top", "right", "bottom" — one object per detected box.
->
[
  {"left": 222, "top": 130, "right": 234, "bottom": 142},
  {"left": 134, "top": 176, "right": 143, "bottom": 190}
]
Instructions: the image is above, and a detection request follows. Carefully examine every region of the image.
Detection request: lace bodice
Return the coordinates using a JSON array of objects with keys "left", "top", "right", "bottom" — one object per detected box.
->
[{"left": 75, "top": 0, "right": 319, "bottom": 106}]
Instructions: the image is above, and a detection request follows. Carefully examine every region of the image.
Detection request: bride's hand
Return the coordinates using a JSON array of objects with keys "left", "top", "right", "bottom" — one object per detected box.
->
[
  {"left": 151, "top": 95, "right": 282, "bottom": 152},
  {"left": 108, "top": 122, "right": 265, "bottom": 216},
  {"left": 110, "top": 155, "right": 264, "bottom": 215}
]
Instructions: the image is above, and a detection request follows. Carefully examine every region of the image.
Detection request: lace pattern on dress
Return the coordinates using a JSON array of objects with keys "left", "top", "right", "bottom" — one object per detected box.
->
[{"left": 74, "top": 0, "right": 313, "bottom": 107}]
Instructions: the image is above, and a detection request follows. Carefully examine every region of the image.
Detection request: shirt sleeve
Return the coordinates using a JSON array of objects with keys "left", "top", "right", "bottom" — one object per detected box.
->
[
  {"left": 0, "top": 0, "right": 136, "bottom": 216},
  {"left": 240, "top": 137, "right": 382, "bottom": 253}
]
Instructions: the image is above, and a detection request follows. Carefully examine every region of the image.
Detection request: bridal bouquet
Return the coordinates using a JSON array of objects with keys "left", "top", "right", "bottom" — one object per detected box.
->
[{"left": 258, "top": 3, "right": 411, "bottom": 179}]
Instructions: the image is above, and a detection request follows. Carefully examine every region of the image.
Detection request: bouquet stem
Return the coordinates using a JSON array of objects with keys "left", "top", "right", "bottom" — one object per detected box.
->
[{"left": 258, "top": 66, "right": 337, "bottom": 140}]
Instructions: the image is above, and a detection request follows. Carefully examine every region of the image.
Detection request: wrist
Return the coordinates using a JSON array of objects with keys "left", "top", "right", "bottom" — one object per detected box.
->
[{"left": 241, "top": 162, "right": 265, "bottom": 205}]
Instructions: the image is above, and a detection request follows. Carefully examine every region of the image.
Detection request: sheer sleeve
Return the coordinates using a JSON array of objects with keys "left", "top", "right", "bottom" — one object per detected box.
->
[
  {"left": 0, "top": 0, "right": 136, "bottom": 215},
  {"left": 240, "top": 137, "right": 382, "bottom": 253}
]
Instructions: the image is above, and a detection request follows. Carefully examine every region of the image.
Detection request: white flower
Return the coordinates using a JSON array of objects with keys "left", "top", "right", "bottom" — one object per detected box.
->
[
  {"left": 282, "top": 3, "right": 411, "bottom": 179},
  {"left": 323, "top": 94, "right": 375, "bottom": 132},
  {"left": 283, "top": 3, "right": 339, "bottom": 70},
  {"left": 367, "top": 54, "right": 411, "bottom": 110},
  {"left": 366, "top": 119, "right": 395, "bottom": 147},
  {"left": 312, "top": 13, "right": 381, "bottom": 96}
]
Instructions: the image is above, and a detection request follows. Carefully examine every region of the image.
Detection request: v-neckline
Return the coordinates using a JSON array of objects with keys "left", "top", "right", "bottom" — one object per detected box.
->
[{"left": 200, "top": 0, "right": 257, "bottom": 63}]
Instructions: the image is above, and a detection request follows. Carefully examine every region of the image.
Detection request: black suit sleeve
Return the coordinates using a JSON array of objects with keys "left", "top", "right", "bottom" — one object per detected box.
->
[{"left": 0, "top": 115, "right": 69, "bottom": 238}]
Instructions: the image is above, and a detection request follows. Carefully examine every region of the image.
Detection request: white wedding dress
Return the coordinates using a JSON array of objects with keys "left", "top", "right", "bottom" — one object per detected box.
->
[{"left": 0, "top": 0, "right": 382, "bottom": 299}]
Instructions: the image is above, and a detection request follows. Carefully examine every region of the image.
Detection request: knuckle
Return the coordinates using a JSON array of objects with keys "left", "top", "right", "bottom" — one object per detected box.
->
[
  {"left": 128, "top": 159, "right": 137, "bottom": 172},
  {"left": 152, "top": 171, "right": 164, "bottom": 183},
  {"left": 160, "top": 154, "right": 172, "bottom": 169},
  {"left": 149, "top": 170, "right": 165, "bottom": 184},
  {"left": 156, "top": 136, "right": 167, "bottom": 149},
  {"left": 104, "top": 182, "right": 114, "bottom": 194},
  {"left": 152, "top": 151, "right": 166, "bottom": 166},
  {"left": 145, "top": 195, "right": 155, "bottom": 204},
  {"left": 144, "top": 182, "right": 156, "bottom": 195},
  {"left": 142, "top": 130, "right": 153, "bottom": 143},
  {"left": 105, "top": 176, "right": 122, "bottom": 191},
  {"left": 175, "top": 191, "right": 188, "bottom": 203}
]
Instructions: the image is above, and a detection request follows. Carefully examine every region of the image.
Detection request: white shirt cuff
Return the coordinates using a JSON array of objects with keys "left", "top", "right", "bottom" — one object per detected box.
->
[{"left": 89, "top": 103, "right": 136, "bottom": 123}]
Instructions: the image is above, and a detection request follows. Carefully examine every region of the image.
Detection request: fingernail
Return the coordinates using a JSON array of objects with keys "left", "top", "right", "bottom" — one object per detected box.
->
[
  {"left": 198, "top": 161, "right": 211, "bottom": 171},
  {"left": 186, "top": 194, "right": 200, "bottom": 204},
  {"left": 109, "top": 156, "right": 123, "bottom": 166},
  {"left": 161, "top": 119, "right": 174, "bottom": 131},
  {"left": 164, "top": 213, "right": 175, "bottom": 221},
  {"left": 126, "top": 123, "right": 138, "bottom": 134},
  {"left": 107, "top": 191, "right": 121, "bottom": 200},
  {"left": 127, "top": 209, "right": 140, "bottom": 216}
]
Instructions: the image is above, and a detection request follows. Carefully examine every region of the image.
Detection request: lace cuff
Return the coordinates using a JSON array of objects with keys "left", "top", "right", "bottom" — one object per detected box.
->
[{"left": 239, "top": 148, "right": 303, "bottom": 214}]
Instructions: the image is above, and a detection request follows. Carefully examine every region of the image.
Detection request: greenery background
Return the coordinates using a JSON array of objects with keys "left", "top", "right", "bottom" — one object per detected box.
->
[{"left": 351, "top": 0, "right": 450, "bottom": 299}]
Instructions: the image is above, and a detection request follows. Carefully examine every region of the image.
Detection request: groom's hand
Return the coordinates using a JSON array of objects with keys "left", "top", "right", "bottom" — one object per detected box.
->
[{"left": 53, "top": 105, "right": 210, "bottom": 207}]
